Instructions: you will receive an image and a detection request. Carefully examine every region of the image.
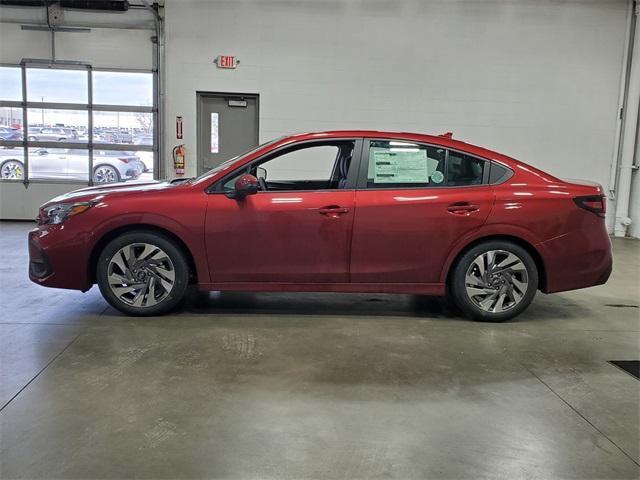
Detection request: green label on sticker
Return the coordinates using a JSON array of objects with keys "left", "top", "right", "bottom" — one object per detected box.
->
[{"left": 431, "top": 170, "right": 444, "bottom": 184}]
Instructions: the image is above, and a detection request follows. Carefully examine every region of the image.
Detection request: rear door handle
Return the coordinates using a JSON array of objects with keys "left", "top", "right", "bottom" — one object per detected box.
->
[
  {"left": 318, "top": 205, "right": 350, "bottom": 216},
  {"left": 447, "top": 202, "right": 479, "bottom": 214}
]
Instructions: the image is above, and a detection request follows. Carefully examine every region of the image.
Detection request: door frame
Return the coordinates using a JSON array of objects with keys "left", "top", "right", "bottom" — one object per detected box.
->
[{"left": 196, "top": 91, "right": 260, "bottom": 175}]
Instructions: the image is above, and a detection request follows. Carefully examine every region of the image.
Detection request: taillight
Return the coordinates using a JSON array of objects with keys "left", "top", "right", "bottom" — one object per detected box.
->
[
  {"left": 573, "top": 195, "right": 606, "bottom": 217},
  {"left": 118, "top": 157, "right": 130, "bottom": 163}
]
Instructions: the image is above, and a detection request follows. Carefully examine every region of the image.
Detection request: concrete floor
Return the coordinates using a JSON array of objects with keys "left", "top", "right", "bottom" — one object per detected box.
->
[{"left": 0, "top": 221, "right": 638, "bottom": 479}]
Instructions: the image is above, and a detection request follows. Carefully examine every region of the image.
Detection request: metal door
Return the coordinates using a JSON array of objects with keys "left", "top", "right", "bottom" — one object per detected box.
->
[{"left": 197, "top": 93, "right": 258, "bottom": 174}]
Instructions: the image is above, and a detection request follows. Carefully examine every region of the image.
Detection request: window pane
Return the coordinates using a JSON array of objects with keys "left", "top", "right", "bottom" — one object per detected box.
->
[
  {"left": 210, "top": 113, "right": 219, "bottom": 153},
  {"left": 367, "top": 140, "right": 445, "bottom": 188},
  {"left": 0, "top": 67, "right": 22, "bottom": 101},
  {"left": 92, "top": 149, "right": 145, "bottom": 183},
  {"left": 446, "top": 151, "right": 485, "bottom": 186},
  {"left": 223, "top": 141, "right": 354, "bottom": 192},
  {"left": 0, "top": 121, "right": 23, "bottom": 141},
  {"left": 26, "top": 68, "right": 88, "bottom": 104},
  {"left": 27, "top": 109, "right": 88, "bottom": 143},
  {"left": 0, "top": 148, "right": 25, "bottom": 180},
  {"left": 93, "top": 111, "right": 153, "bottom": 145},
  {"left": 27, "top": 147, "right": 87, "bottom": 181},
  {"left": 263, "top": 145, "right": 339, "bottom": 181},
  {"left": 92, "top": 71, "right": 153, "bottom": 106},
  {"left": 489, "top": 162, "right": 511, "bottom": 184}
]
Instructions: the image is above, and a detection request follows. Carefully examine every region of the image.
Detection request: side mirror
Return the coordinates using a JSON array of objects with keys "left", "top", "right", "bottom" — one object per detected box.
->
[{"left": 227, "top": 173, "right": 259, "bottom": 199}]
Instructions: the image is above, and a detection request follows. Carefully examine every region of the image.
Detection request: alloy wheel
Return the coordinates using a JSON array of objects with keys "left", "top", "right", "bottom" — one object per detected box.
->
[
  {"left": 107, "top": 243, "right": 176, "bottom": 308},
  {"left": 94, "top": 166, "right": 118, "bottom": 183},
  {"left": 0, "top": 161, "right": 24, "bottom": 179},
  {"left": 464, "top": 249, "right": 529, "bottom": 313}
]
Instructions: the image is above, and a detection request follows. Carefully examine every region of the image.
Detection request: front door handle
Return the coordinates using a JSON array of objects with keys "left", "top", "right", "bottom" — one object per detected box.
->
[
  {"left": 447, "top": 202, "right": 479, "bottom": 214},
  {"left": 318, "top": 205, "right": 350, "bottom": 217}
]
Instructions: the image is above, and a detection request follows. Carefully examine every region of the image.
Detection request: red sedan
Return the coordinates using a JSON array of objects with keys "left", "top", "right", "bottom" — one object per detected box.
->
[{"left": 28, "top": 131, "right": 612, "bottom": 321}]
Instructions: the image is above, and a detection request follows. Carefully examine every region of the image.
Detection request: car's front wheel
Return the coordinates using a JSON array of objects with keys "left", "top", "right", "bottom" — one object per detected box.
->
[
  {"left": 96, "top": 232, "right": 190, "bottom": 316},
  {"left": 450, "top": 240, "right": 538, "bottom": 322}
]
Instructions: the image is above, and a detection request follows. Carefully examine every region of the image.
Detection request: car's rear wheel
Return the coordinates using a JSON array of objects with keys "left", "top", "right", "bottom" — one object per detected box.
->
[
  {"left": 93, "top": 164, "right": 121, "bottom": 183},
  {"left": 450, "top": 240, "right": 538, "bottom": 322},
  {"left": 0, "top": 159, "right": 24, "bottom": 179},
  {"left": 96, "top": 232, "right": 190, "bottom": 316}
]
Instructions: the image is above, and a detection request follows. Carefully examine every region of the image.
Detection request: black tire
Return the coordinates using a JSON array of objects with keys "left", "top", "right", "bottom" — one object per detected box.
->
[
  {"left": 96, "top": 231, "right": 190, "bottom": 316},
  {"left": 450, "top": 240, "right": 538, "bottom": 322}
]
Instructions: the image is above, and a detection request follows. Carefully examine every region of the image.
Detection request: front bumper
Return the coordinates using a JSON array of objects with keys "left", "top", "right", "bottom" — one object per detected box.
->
[{"left": 28, "top": 225, "right": 93, "bottom": 291}]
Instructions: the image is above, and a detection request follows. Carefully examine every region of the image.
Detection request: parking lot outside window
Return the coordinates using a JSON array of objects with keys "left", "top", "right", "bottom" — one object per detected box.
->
[{"left": 0, "top": 64, "right": 156, "bottom": 184}]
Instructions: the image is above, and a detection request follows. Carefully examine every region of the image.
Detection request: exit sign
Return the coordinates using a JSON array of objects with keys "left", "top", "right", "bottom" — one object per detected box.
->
[{"left": 215, "top": 55, "right": 238, "bottom": 69}]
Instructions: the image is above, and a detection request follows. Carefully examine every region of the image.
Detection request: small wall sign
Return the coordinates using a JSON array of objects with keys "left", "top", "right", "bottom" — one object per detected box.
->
[
  {"left": 215, "top": 55, "right": 238, "bottom": 69},
  {"left": 176, "top": 116, "right": 183, "bottom": 139}
]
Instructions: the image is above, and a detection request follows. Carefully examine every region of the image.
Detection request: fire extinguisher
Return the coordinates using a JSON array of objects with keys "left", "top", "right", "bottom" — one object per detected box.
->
[{"left": 173, "top": 145, "right": 185, "bottom": 175}]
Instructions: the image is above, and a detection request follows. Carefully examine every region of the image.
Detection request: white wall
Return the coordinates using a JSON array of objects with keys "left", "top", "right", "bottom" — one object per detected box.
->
[
  {"left": 629, "top": 123, "right": 640, "bottom": 238},
  {"left": 0, "top": 18, "right": 153, "bottom": 219},
  {"left": 164, "top": 0, "right": 630, "bottom": 230}
]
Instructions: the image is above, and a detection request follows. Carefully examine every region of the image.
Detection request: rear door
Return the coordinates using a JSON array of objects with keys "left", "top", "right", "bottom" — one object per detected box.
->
[{"left": 350, "top": 139, "right": 494, "bottom": 283}]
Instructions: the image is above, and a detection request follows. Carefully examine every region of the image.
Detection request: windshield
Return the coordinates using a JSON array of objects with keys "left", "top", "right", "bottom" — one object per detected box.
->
[{"left": 192, "top": 136, "right": 284, "bottom": 183}]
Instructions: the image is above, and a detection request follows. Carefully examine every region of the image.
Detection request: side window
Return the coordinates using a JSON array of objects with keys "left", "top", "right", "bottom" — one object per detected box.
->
[
  {"left": 489, "top": 161, "right": 512, "bottom": 184},
  {"left": 260, "top": 145, "right": 339, "bottom": 182},
  {"left": 366, "top": 140, "right": 445, "bottom": 188},
  {"left": 222, "top": 141, "right": 355, "bottom": 192},
  {"left": 446, "top": 151, "right": 486, "bottom": 186}
]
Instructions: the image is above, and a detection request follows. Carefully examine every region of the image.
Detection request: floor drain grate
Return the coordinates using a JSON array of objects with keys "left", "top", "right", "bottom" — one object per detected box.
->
[{"left": 609, "top": 361, "right": 640, "bottom": 380}]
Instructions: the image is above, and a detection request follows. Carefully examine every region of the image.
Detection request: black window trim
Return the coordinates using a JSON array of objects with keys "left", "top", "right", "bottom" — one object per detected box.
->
[
  {"left": 206, "top": 137, "right": 365, "bottom": 194},
  {"left": 356, "top": 138, "right": 514, "bottom": 191}
]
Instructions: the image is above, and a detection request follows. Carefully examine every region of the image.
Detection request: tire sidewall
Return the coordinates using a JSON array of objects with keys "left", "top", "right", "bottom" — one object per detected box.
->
[
  {"left": 451, "top": 241, "right": 538, "bottom": 322},
  {"left": 97, "top": 231, "right": 189, "bottom": 316}
]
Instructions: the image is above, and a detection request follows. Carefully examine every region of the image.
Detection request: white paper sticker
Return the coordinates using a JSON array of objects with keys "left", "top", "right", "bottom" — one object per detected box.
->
[{"left": 372, "top": 148, "right": 428, "bottom": 183}]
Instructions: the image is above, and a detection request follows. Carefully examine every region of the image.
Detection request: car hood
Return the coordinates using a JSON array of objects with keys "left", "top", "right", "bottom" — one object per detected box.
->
[{"left": 45, "top": 180, "right": 176, "bottom": 205}]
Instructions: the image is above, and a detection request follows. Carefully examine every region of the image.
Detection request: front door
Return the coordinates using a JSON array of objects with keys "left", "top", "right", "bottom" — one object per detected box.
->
[
  {"left": 197, "top": 93, "right": 258, "bottom": 174},
  {"left": 350, "top": 139, "right": 495, "bottom": 283},
  {"left": 205, "top": 140, "right": 359, "bottom": 283}
]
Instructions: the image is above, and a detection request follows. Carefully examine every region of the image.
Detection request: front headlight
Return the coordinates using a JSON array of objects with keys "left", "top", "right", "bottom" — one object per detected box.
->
[{"left": 39, "top": 202, "right": 94, "bottom": 225}]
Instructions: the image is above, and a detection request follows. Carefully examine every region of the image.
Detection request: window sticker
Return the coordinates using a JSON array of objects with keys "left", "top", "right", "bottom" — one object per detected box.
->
[{"left": 371, "top": 148, "right": 428, "bottom": 183}]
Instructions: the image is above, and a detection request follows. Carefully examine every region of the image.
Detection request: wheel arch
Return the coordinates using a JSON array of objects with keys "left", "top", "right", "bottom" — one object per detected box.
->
[
  {"left": 444, "top": 234, "right": 547, "bottom": 292},
  {"left": 88, "top": 223, "right": 199, "bottom": 286}
]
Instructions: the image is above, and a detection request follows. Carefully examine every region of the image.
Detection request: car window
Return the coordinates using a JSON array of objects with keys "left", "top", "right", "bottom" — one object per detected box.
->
[
  {"left": 489, "top": 162, "right": 512, "bottom": 184},
  {"left": 446, "top": 151, "right": 485, "bottom": 186},
  {"left": 222, "top": 141, "right": 355, "bottom": 192},
  {"left": 366, "top": 140, "right": 446, "bottom": 188}
]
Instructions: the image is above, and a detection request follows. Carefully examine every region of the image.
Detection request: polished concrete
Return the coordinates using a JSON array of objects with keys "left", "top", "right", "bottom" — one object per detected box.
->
[{"left": 1, "top": 221, "right": 639, "bottom": 479}]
